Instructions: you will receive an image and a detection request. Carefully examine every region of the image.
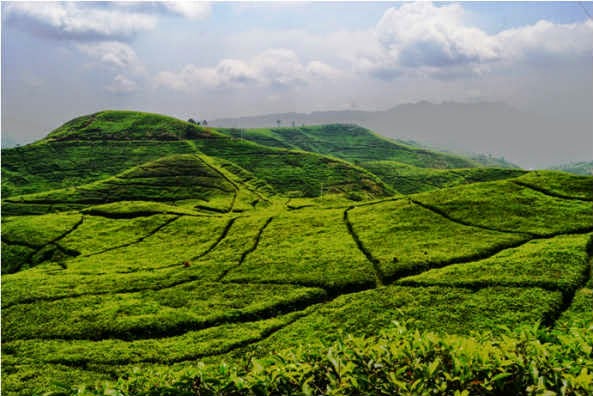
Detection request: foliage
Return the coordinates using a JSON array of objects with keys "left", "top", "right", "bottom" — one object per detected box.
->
[
  {"left": 556, "top": 288, "right": 593, "bottom": 330},
  {"left": 347, "top": 199, "right": 528, "bottom": 280},
  {"left": 52, "top": 324, "right": 593, "bottom": 396},
  {"left": 398, "top": 234, "right": 591, "bottom": 293},
  {"left": 361, "top": 160, "right": 525, "bottom": 194},
  {"left": 2, "top": 282, "right": 325, "bottom": 341},
  {"left": 515, "top": 171, "right": 593, "bottom": 200},
  {"left": 1, "top": 140, "right": 195, "bottom": 198},
  {"left": 218, "top": 124, "right": 479, "bottom": 168},
  {"left": 413, "top": 180, "right": 593, "bottom": 236},
  {"left": 224, "top": 208, "right": 377, "bottom": 292}
]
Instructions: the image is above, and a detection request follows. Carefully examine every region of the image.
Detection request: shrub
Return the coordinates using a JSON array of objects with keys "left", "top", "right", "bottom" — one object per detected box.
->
[{"left": 59, "top": 323, "right": 593, "bottom": 396}]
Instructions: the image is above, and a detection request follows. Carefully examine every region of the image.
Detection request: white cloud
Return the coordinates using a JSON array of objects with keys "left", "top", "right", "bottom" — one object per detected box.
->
[
  {"left": 77, "top": 42, "right": 146, "bottom": 94},
  {"left": 352, "top": 2, "right": 592, "bottom": 80},
  {"left": 106, "top": 74, "right": 138, "bottom": 94},
  {"left": 77, "top": 41, "right": 145, "bottom": 75},
  {"left": 155, "top": 48, "right": 339, "bottom": 91},
  {"left": 5, "top": 2, "right": 157, "bottom": 41},
  {"left": 376, "top": 2, "right": 500, "bottom": 66},
  {"left": 496, "top": 19, "right": 593, "bottom": 61},
  {"left": 162, "top": 2, "right": 211, "bottom": 20},
  {"left": 306, "top": 61, "right": 344, "bottom": 80},
  {"left": 361, "top": 2, "right": 500, "bottom": 79}
]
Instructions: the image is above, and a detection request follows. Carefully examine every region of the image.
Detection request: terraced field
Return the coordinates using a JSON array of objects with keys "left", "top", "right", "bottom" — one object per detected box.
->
[{"left": 2, "top": 111, "right": 592, "bottom": 394}]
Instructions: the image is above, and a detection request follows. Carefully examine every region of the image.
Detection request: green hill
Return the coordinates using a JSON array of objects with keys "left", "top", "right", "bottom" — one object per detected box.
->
[
  {"left": 1, "top": 111, "right": 592, "bottom": 395},
  {"left": 360, "top": 160, "right": 526, "bottom": 194},
  {"left": 215, "top": 124, "right": 527, "bottom": 195},
  {"left": 217, "top": 124, "right": 480, "bottom": 168},
  {"left": 2, "top": 111, "right": 392, "bottom": 205}
]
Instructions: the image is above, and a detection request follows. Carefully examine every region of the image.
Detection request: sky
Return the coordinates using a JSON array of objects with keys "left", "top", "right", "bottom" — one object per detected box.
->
[{"left": 1, "top": 1, "right": 592, "bottom": 166}]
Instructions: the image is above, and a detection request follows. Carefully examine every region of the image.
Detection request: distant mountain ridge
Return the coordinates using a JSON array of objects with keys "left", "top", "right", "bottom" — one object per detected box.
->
[
  {"left": 549, "top": 161, "right": 593, "bottom": 176},
  {"left": 211, "top": 101, "right": 591, "bottom": 169}
]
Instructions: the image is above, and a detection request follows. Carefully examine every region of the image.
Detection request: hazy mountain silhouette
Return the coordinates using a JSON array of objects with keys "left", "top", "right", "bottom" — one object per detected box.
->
[{"left": 211, "top": 101, "right": 591, "bottom": 169}]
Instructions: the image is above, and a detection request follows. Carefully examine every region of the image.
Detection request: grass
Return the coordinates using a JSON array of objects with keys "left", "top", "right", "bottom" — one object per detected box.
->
[
  {"left": 2, "top": 310, "right": 309, "bottom": 367},
  {"left": 80, "top": 201, "right": 202, "bottom": 217},
  {"left": 1, "top": 242, "right": 35, "bottom": 274},
  {"left": 555, "top": 288, "right": 593, "bottom": 329},
  {"left": 1, "top": 140, "right": 195, "bottom": 198},
  {"left": 514, "top": 170, "right": 593, "bottom": 200},
  {"left": 2, "top": 282, "right": 326, "bottom": 341},
  {"left": 1, "top": 215, "right": 273, "bottom": 307},
  {"left": 248, "top": 286, "right": 563, "bottom": 355},
  {"left": 6, "top": 154, "right": 237, "bottom": 206},
  {"left": 59, "top": 214, "right": 178, "bottom": 256},
  {"left": 218, "top": 124, "right": 480, "bottom": 168},
  {"left": 413, "top": 180, "right": 593, "bottom": 236},
  {"left": 3, "top": 113, "right": 395, "bottom": 206},
  {"left": 1, "top": 212, "right": 82, "bottom": 247},
  {"left": 361, "top": 160, "right": 525, "bottom": 194},
  {"left": 347, "top": 199, "right": 528, "bottom": 280},
  {"left": 223, "top": 208, "right": 377, "bottom": 292},
  {"left": 61, "top": 215, "right": 230, "bottom": 273},
  {"left": 43, "top": 110, "right": 220, "bottom": 142},
  {"left": 397, "top": 233, "right": 591, "bottom": 293},
  {"left": 191, "top": 137, "right": 393, "bottom": 198}
]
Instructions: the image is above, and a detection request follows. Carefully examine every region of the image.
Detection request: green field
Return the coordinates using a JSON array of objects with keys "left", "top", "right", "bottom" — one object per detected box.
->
[{"left": 2, "top": 111, "right": 592, "bottom": 395}]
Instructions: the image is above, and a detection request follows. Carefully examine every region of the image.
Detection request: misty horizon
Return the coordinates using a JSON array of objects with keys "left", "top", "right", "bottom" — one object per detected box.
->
[{"left": 2, "top": 1, "right": 592, "bottom": 168}]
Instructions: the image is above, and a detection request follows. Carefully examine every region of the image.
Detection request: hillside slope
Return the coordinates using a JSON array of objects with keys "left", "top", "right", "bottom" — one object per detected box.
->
[
  {"left": 214, "top": 124, "right": 527, "bottom": 194},
  {"left": 2, "top": 171, "right": 591, "bottom": 394},
  {"left": 2, "top": 111, "right": 392, "bottom": 202},
  {"left": 217, "top": 124, "right": 479, "bottom": 168}
]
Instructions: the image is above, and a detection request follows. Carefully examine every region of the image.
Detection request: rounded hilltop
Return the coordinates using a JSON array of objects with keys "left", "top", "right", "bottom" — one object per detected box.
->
[{"left": 43, "top": 110, "right": 219, "bottom": 142}]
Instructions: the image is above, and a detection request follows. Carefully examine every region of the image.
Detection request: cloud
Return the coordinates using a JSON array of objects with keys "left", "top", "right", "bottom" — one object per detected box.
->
[
  {"left": 106, "top": 74, "right": 138, "bottom": 95},
  {"left": 4, "top": 2, "right": 157, "bottom": 41},
  {"left": 162, "top": 2, "right": 211, "bottom": 20},
  {"left": 361, "top": 2, "right": 499, "bottom": 79},
  {"left": 357, "top": 2, "right": 592, "bottom": 80},
  {"left": 77, "top": 41, "right": 145, "bottom": 75},
  {"left": 306, "top": 61, "right": 344, "bottom": 80},
  {"left": 155, "top": 48, "right": 339, "bottom": 91},
  {"left": 77, "top": 42, "right": 146, "bottom": 94},
  {"left": 376, "top": 3, "right": 500, "bottom": 66},
  {"left": 496, "top": 19, "right": 593, "bottom": 62}
]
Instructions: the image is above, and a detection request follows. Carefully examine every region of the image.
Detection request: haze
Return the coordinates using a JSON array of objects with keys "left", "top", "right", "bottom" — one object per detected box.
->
[{"left": 2, "top": 1, "right": 592, "bottom": 168}]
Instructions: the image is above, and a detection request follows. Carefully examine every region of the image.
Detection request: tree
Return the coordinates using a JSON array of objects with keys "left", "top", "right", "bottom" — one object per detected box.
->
[
  {"left": 202, "top": 120, "right": 208, "bottom": 126},
  {"left": 188, "top": 118, "right": 197, "bottom": 124},
  {"left": 276, "top": 120, "right": 281, "bottom": 127}
]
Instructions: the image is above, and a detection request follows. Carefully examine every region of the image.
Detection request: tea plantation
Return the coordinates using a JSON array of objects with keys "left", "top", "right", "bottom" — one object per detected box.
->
[{"left": 1, "top": 111, "right": 592, "bottom": 395}]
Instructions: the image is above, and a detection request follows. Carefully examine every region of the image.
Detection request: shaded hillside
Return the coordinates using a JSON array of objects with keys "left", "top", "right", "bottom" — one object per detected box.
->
[{"left": 3, "top": 154, "right": 241, "bottom": 214}]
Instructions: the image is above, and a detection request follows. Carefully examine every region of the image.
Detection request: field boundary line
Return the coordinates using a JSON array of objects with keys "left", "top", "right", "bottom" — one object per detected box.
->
[
  {"left": 84, "top": 215, "right": 181, "bottom": 257},
  {"left": 217, "top": 216, "right": 274, "bottom": 281},
  {"left": 511, "top": 180, "right": 592, "bottom": 202},
  {"left": 343, "top": 207, "right": 385, "bottom": 287},
  {"left": 409, "top": 198, "right": 537, "bottom": 236}
]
